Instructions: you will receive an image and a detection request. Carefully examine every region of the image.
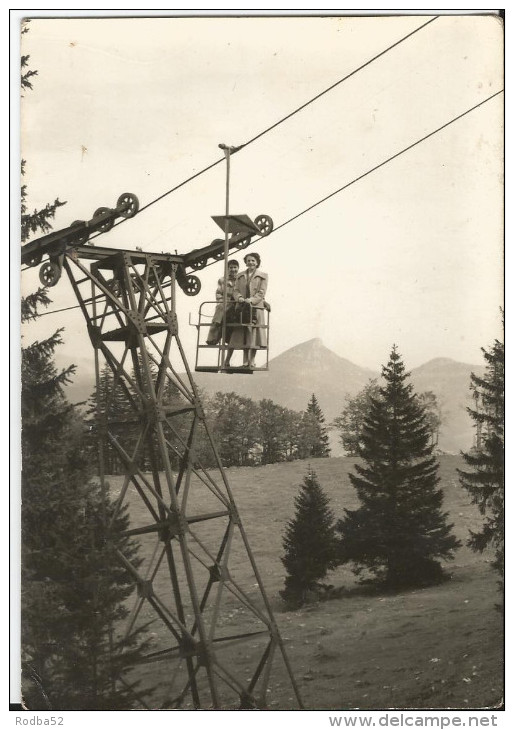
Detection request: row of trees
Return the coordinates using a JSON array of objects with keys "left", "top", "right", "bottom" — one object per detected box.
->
[
  {"left": 87, "top": 368, "right": 331, "bottom": 471},
  {"left": 206, "top": 391, "right": 330, "bottom": 466},
  {"left": 89, "top": 357, "right": 445, "bottom": 474},
  {"left": 281, "top": 341, "right": 504, "bottom": 607}
]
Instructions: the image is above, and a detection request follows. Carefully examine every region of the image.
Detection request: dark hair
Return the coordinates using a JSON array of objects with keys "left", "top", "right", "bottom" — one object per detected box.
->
[
  {"left": 244, "top": 252, "right": 261, "bottom": 267},
  {"left": 228, "top": 259, "right": 239, "bottom": 267}
]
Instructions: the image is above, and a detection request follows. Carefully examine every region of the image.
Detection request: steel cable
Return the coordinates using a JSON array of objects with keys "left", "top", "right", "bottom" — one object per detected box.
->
[
  {"left": 85, "top": 16, "right": 439, "bottom": 242},
  {"left": 29, "top": 88, "right": 502, "bottom": 319}
]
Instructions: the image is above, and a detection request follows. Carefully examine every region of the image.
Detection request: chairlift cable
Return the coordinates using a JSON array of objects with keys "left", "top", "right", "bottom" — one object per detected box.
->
[
  {"left": 85, "top": 16, "right": 439, "bottom": 242},
  {"left": 271, "top": 88, "right": 504, "bottom": 235},
  {"left": 237, "top": 16, "right": 439, "bottom": 151},
  {"left": 27, "top": 89, "right": 502, "bottom": 320}
]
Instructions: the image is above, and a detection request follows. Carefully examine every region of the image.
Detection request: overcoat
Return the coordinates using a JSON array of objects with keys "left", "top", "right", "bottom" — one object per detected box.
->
[
  {"left": 230, "top": 269, "right": 268, "bottom": 348},
  {"left": 211, "top": 277, "right": 237, "bottom": 325}
]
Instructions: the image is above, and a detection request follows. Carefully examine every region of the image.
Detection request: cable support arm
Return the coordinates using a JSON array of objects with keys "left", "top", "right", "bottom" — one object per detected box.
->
[{"left": 20, "top": 192, "right": 140, "bottom": 267}]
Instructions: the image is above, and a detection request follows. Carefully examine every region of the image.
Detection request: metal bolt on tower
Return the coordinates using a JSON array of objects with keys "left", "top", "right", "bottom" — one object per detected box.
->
[{"left": 21, "top": 196, "right": 303, "bottom": 709}]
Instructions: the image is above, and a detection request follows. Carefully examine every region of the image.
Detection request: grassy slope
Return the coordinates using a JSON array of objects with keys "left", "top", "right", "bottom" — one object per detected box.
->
[{"left": 112, "top": 455, "right": 503, "bottom": 710}]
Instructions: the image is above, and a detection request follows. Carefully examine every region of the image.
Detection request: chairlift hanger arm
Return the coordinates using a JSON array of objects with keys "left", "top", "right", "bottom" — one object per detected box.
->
[
  {"left": 20, "top": 183, "right": 273, "bottom": 302},
  {"left": 181, "top": 214, "right": 273, "bottom": 271},
  {"left": 20, "top": 192, "right": 140, "bottom": 267}
]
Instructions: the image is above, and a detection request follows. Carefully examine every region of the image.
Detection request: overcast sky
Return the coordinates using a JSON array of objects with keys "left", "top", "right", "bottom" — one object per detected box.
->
[{"left": 18, "top": 13, "right": 503, "bottom": 379}]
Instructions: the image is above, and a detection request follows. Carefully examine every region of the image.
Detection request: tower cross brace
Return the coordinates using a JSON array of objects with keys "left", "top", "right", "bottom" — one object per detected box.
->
[{"left": 46, "top": 242, "right": 304, "bottom": 709}]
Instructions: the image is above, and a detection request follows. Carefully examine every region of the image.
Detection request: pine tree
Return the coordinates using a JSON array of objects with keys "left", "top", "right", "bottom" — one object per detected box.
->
[
  {"left": 280, "top": 468, "right": 339, "bottom": 607},
  {"left": 21, "top": 292, "right": 86, "bottom": 708},
  {"left": 21, "top": 39, "right": 153, "bottom": 708},
  {"left": 333, "top": 383, "right": 442, "bottom": 456},
  {"left": 337, "top": 346, "right": 460, "bottom": 589},
  {"left": 298, "top": 394, "right": 331, "bottom": 459},
  {"left": 22, "top": 479, "right": 153, "bottom": 710},
  {"left": 458, "top": 331, "right": 504, "bottom": 590},
  {"left": 86, "top": 362, "right": 128, "bottom": 475},
  {"left": 21, "top": 251, "right": 154, "bottom": 712}
]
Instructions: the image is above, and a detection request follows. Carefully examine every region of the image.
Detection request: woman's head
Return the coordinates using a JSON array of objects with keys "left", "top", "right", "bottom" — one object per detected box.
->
[{"left": 244, "top": 253, "right": 261, "bottom": 268}]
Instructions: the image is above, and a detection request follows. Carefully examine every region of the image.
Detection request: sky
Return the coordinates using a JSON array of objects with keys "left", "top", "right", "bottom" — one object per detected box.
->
[{"left": 17, "top": 12, "right": 504, "bottom": 382}]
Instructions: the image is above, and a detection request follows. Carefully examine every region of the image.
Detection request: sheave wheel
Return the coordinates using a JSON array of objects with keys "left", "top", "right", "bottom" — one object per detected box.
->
[
  {"left": 93, "top": 207, "right": 115, "bottom": 232},
  {"left": 27, "top": 252, "right": 42, "bottom": 267},
  {"left": 183, "top": 275, "right": 201, "bottom": 296},
  {"left": 39, "top": 261, "right": 61, "bottom": 287},
  {"left": 212, "top": 240, "right": 225, "bottom": 260},
  {"left": 235, "top": 236, "right": 251, "bottom": 249},
  {"left": 117, "top": 193, "right": 139, "bottom": 218},
  {"left": 191, "top": 258, "right": 207, "bottom": 270},
  {"left": 70, "top": 220, "right": 90, "bottom": 245},
  {"left": 254, "top": 214, "right": 273, "bottom": 236}
]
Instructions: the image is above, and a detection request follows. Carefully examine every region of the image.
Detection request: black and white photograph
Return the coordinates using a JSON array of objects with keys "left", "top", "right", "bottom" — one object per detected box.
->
[{"left": 15, "top": 10, "right": 504, "bottom": 717}]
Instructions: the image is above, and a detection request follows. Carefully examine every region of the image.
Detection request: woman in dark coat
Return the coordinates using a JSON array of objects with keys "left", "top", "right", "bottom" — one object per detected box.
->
[{"left": 230, "top": 252, "right": 268, "bottom": 368}]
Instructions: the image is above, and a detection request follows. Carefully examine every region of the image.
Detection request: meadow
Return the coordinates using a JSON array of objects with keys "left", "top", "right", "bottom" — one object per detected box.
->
[{"left": 109, "top": 455, "right": 503, "bottom": 710}]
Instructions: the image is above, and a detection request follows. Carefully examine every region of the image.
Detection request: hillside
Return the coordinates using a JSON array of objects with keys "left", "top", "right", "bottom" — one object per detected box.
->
[{"left": 115, "top": 455, "right": 503, "bottom": 710}]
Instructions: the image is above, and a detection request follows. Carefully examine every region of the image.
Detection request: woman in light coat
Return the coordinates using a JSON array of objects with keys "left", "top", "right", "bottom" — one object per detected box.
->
[{"left": 231, "top": 252, "right": 268, "bottom": 368}]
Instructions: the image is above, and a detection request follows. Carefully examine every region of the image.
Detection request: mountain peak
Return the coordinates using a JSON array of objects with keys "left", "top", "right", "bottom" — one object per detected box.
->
[
  {"left": 412, "top": 357, "right": 480, "bottom": 375},
  {"left": 418, "top": 357, "right": 459, "bottom": 367},
  {"left": 289, "top": 337, "right": 325, "bottom": 352}
]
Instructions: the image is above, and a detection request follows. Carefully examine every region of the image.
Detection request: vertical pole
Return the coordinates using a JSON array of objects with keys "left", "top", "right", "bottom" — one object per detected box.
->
[
  {"left": 90, "top": 278, "right": 116, "bottom": 695},
  {"left": 221, "top": 147, "right": 231, "bottom": 368}
]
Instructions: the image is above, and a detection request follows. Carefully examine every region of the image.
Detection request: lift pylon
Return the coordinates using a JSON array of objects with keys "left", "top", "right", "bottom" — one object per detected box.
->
[{"left": 52, "top": 243, "right": 303, "bottom": 709}]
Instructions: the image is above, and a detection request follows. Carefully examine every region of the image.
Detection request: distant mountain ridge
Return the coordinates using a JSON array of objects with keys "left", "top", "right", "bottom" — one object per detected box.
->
[
  {"left": 65, "top": 339, "right": 483, "bottom": 454},
  {"left": 410, "top": 357, "right": 483, "bottom": 455}
]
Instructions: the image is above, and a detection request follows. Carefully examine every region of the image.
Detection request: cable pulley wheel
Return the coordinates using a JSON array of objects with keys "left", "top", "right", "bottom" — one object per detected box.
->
[
  {"left": 183, "top": 275, "right": 201, "bottom": 296},
  {"left": 235, "top": 236, "right": 251, "bottom": 249},
  {"left": 26, "top": 252, "right": 43, "bottom": 267},
  {"left": 93, "top": 207, "right": 115, "bottom": 232},
  {"left": 254, "top": 215, "right": 273, "bottom": 236},
  {"left": 117, "top": 193, "right": 139, "bottom": 219},
  {"left": 191, "top": 258, "right": 207, "bottom": 271},
  {"left": 211, "top": 240, "right": 225, "bottom": 260},
  {"left": 106, "top": 278, "right": 121, "bottom": 296},
  {"left": 39, "top": 261, "right": 61, "bottom": 287},
  {"left": 70, "top": 220, "right": 90, "bottom": 245}
]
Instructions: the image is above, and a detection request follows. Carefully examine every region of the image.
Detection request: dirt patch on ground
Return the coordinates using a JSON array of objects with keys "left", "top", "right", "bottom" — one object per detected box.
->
[{"left": 266, "top": 562, "right": 502, "bottom": 710}]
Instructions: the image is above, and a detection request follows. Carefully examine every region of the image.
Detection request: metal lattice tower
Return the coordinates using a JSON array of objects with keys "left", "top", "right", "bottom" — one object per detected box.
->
[{"left": 52, "top": 242, "right": 304, "bottom": 709}]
